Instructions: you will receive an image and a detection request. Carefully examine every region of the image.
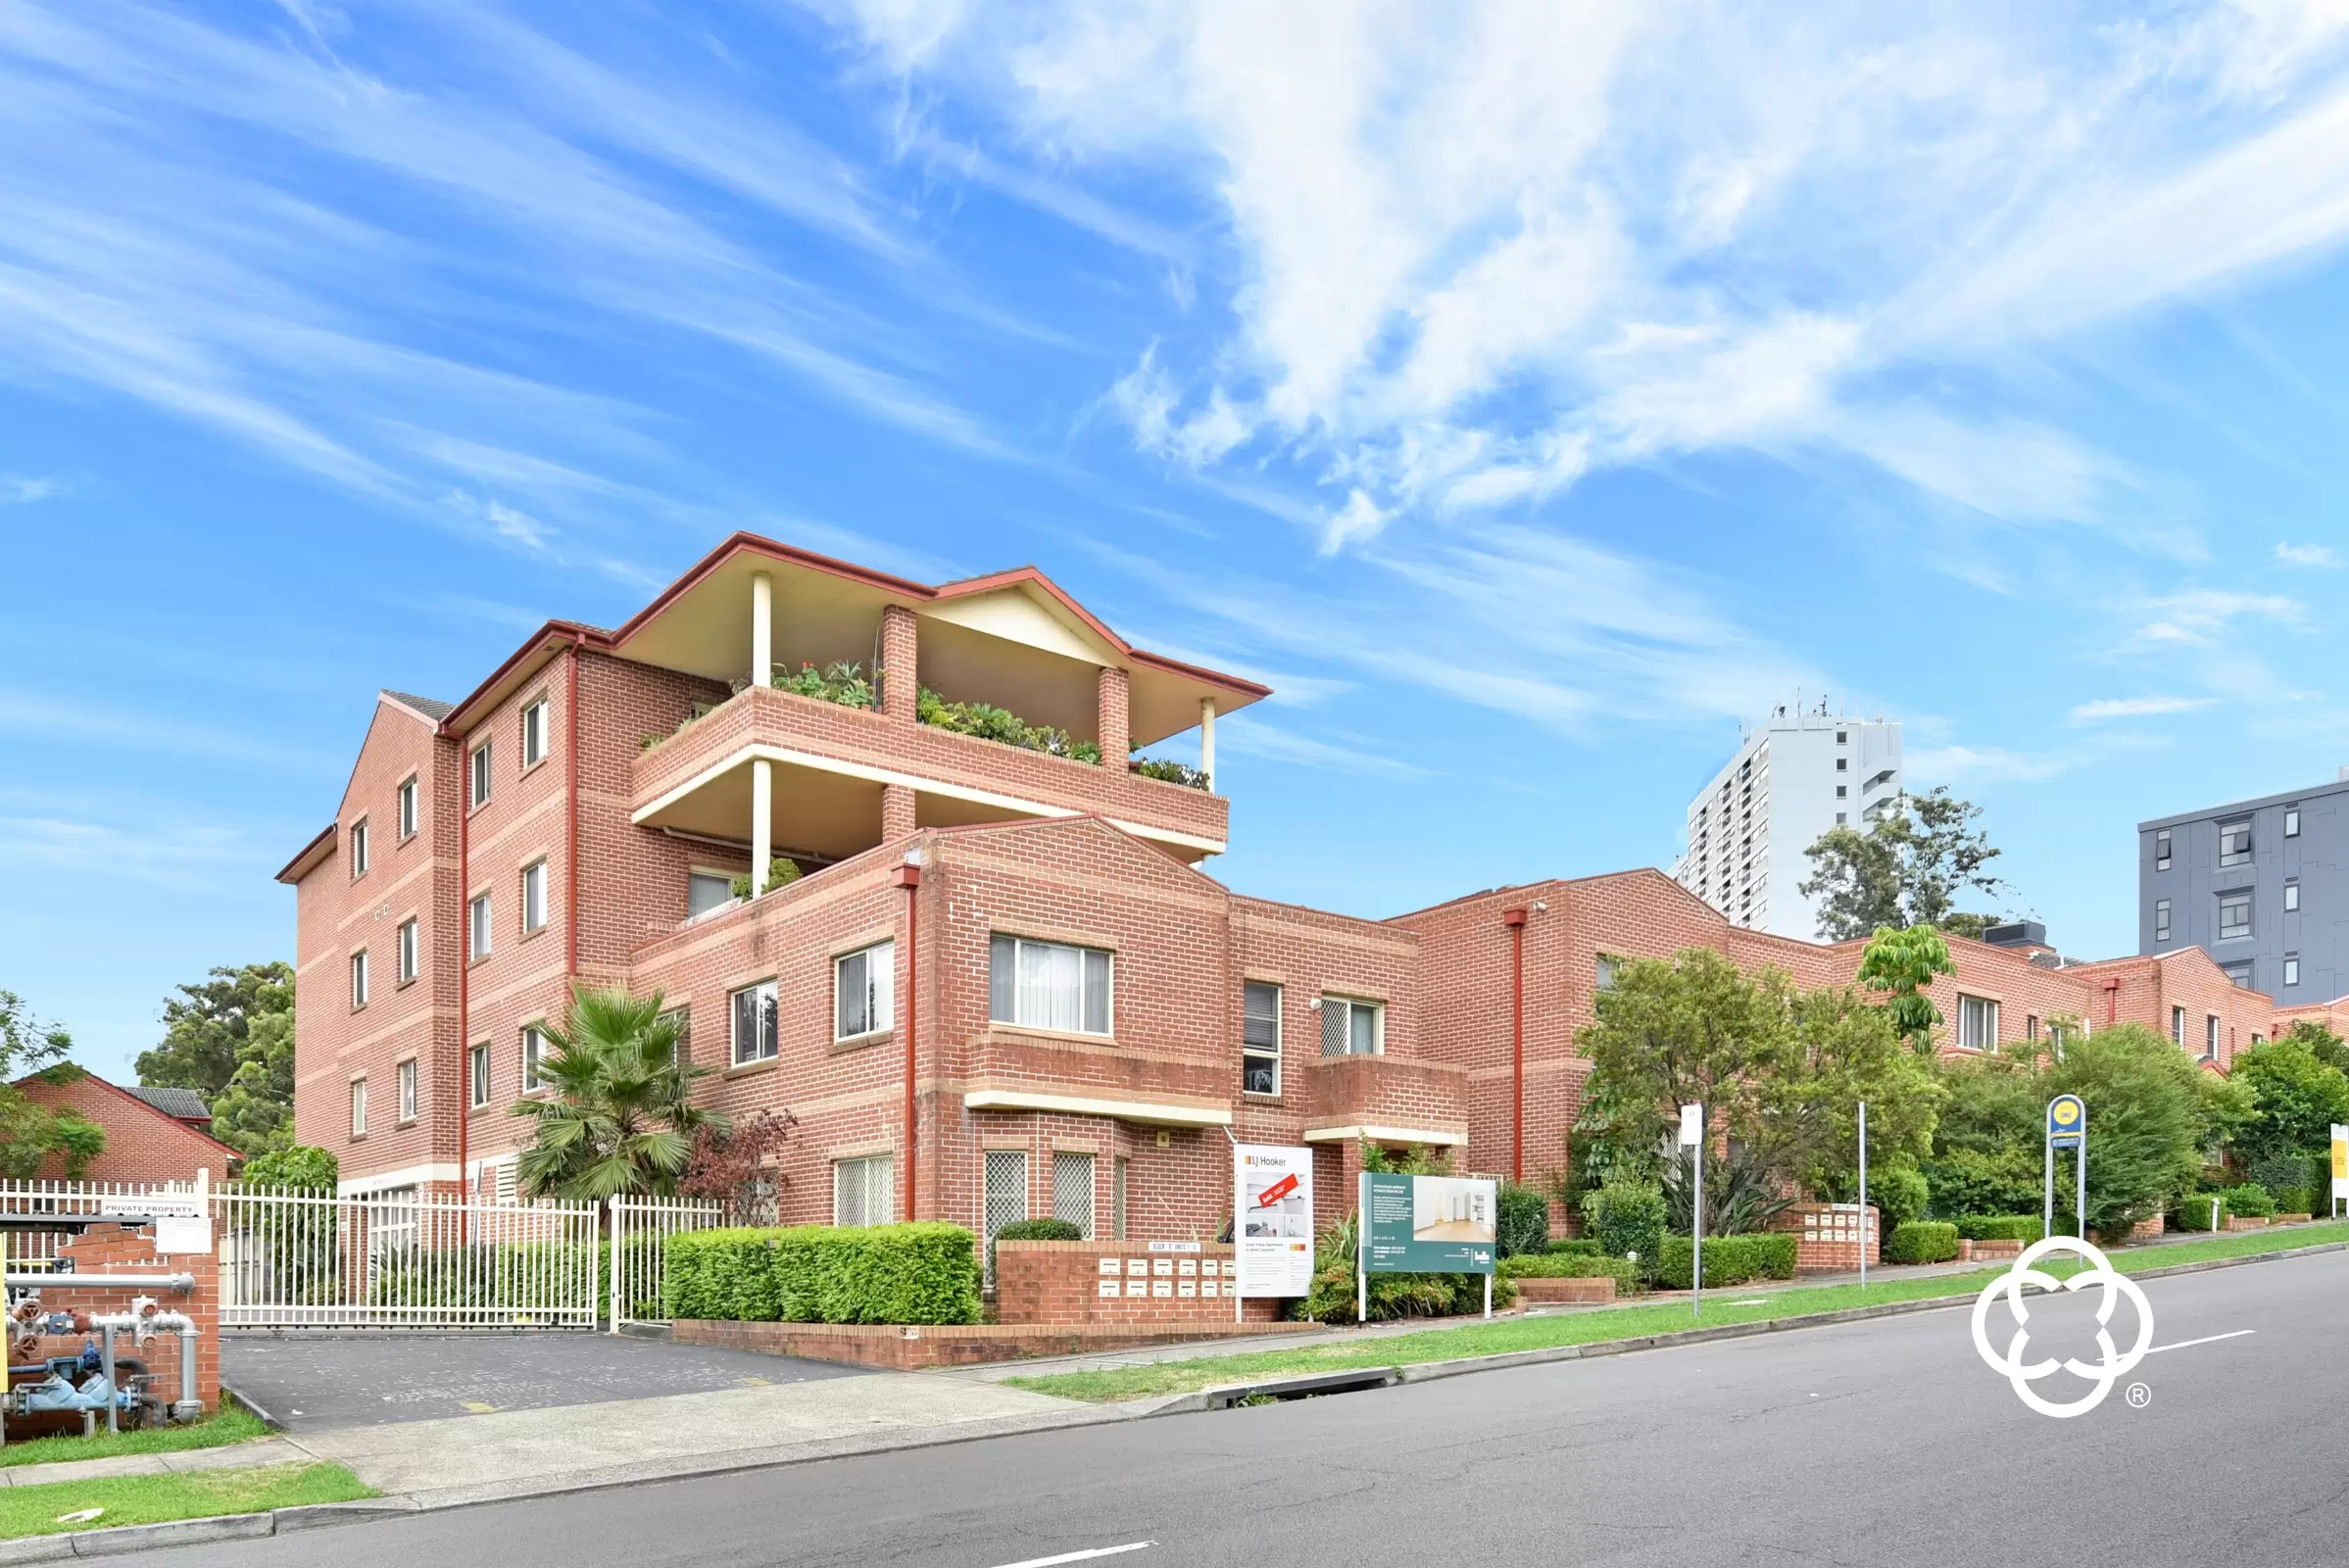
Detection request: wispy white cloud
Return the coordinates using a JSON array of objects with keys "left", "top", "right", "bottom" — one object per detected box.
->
[
  {"left": 0, "top": 691, "right": 341, "bottom": 774},
  {"left": 2069, "top": 695, "right": 2219, "bottom": 723},
  {"left": 2121, "top": 588, "right": 2305, "bottom": 650},
  {"left": 1216, "top": 718, "right": 1436, "bottom": 782},
  {"left": 0, "top": 474, "right": 59, "bottom": 504},
  {"left": 2277, "top": 540, "right": 2345, "bottom": 566}
]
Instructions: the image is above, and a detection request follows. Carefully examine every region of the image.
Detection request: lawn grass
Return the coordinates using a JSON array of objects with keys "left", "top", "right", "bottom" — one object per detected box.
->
[
  {"left": 0, "top": 1461, "right": 372, "bottom": 1540},
  {"left": 0, "top": 1401, "right": 270, "bottom": 1470},
  {"left": 1006, "top": 1220, "right": 2349, "bottom": 1402}
]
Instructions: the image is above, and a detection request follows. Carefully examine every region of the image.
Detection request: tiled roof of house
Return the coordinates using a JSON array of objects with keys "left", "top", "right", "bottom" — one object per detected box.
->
[
  {"left": 381, "top": 690, "right": 454, "bottom": 720},
  {"left": 124, "top": 1085, "right": 212, "bottom": 1122}
]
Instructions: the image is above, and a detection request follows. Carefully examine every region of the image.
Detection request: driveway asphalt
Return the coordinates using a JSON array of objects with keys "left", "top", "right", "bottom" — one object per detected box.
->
[{"left": 221, "top": 1331, "right": 860, "bottom": 1431}]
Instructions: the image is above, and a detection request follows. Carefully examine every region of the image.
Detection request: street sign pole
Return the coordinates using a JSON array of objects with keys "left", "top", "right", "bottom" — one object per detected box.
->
[
  {"left": 1681, "top": 1102, "right": 1704, "bottom": 1320},
  {"left": 2077, "top": 1128, "right": 2087, "bottom": 1244},
  {"left": 1857, "top": 1101, "right": 1868, "bottom": 1294},
  {"left": 2043, "top": 1122, "right": 2055, "bottom": 1240},
  {"left": 2046, "top": 1095, "right": 2085, "bottom": 1239},
  {"left": 1356, "top": 1172, "right": 1368, "bottom": 1325}
]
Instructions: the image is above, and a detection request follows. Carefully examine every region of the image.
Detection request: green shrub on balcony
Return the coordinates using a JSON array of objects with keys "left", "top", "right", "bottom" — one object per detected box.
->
[
  {"left": 730, "top": 857, "right": 802, "bottom": 900},
  {"left": 1129, "top": 755, "right": 1210, "bottom": 790},
  {"left": 772, "top": 662, "right": 877, "bottom": 710},
  {"left": 915, "top": 686, "right": 1101, "bottom": 764}
]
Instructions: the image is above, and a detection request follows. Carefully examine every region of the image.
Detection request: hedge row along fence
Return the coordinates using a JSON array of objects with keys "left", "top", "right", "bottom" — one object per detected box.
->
[
  {"left": 1656, "top": 1233, "right": 1798, "bottom": 1290},
  {"left": 662, "top": 1223, "right": 983, "bottom": 1326}
]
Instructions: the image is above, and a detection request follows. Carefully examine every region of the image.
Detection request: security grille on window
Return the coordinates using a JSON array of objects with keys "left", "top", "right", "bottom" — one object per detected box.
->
[
  {"left": 367, "top": 1186, "right": 418, "bottom": 1256},
  {"left": 1956, "top": 994, "right": 1997, "bottom": 1052},
  {"left": 2285, "top": 953, "right": 2302, "bottom": 988},
  {"left": 397, "top": 776, "right": 418, "bottom": 839},
  {"left": 350, "top": 818, "right": 369, "bottom": 877},
  {"left": 1113, "top": 1156, "right": 1129, "bottom": 1242},
  {"left": 397, "top": 918, "right": 418, "bottom": 983},
  {"left": 834, "top": 1155, "right": 894, "bottom": 1227},
  {"left": 2286, "top": 879, "right": 2301, "bottom": 912},
  {"left": 522, "top": 698, "right": 548, "bottom": 767},
  {"left": 2155, "top": 829, "right": 2172, "bottom": 871},
  {"left": 2206, "top": 1015, "right": 2221, "bottom": 1058},
  {"left": 350, "top": 1077, "right": 367, "bottom": 1136},
  {"left": 687, "top": 871, "right": 735, "bottom": 918},
  {"left": 522, "top": 860, "right": 548, "bottom": 932},
  {"left": 2219, "top": 819, "right": 2252, "bottom": 867},
  {"left": 521, "top": 1025, "right": 547, "bottom": 1093},
  {"left": 1052, "top": 1152, "right": 1096, "bottom": 1239},
  {"left": 495, "top": 1162, "right": 517, "bottom": 1206},
  {"left": 469, "top": 893, "right": 491, "bottom": 959},
  {"left": 2285, "top": 807, "right": 2301, "bottom": 838},
  {"left": 982, "top": 1151, "right": 1028, "bottom": 1281},
  {"left": 2171, "top": 1005, "right": 2186, "bottom": 1044},
  {"left": 350, "top": 950, "right": 368, "bottom": 1009},
  {"left": 989, "top": 936, "right": 1111, "bottom": 1035},
  {"left": 1320, "top": 995, "right": 1385, "bottom": 1056},
  {"left": 2218, "top": 892, "right": 2251, "bottom": 941},
  {"left": 730, "top": 981, "right": 778, "bottom": 1064},
  {"left": 1243, "top": 981, "right": 1281, "bottom": 1095},
  {"left": 398, "top": 1058, "right": 417, "bottom": 1122},
  {"left": 836, "top": 941, "right": 896, "bottom": 1040},
  {"left": 469, "top": 1043, "right": 490, "bottom": 1108},
  {"left": 469, "top": 742, "right": 492, "bottom": 808},
  {"left": 2153, "top": 900, "right": 2172, "bottom": 943}
]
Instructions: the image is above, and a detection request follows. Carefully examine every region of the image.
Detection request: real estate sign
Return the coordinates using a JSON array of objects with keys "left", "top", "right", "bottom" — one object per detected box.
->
[
  {"left": 2332, "top": 1123, "right": 2347, "bottom": 1206},
  {"left": 1233, "top": 1144, "right": 1315, "bottom": 1298},
  {"left": 1360, "top": 1172, "right": 1496, "bottom": 1275}
]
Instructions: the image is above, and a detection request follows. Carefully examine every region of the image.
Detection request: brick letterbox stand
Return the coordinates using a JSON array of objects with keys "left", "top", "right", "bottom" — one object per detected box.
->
[
  {"left": 1773, "top": 1203, "right": 1880, "bottom": 1272},
  {"left": 13, "top": 1224, "right": 220, "bottom": 1418},
  {"left": 994, "top": 1240, "right": 1291, "bottom": 1327}
]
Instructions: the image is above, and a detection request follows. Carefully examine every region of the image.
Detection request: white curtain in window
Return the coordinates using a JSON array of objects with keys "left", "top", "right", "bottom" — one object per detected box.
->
[{"left": 1018, "top": 941, "right": 1084, "bottom": 1033}]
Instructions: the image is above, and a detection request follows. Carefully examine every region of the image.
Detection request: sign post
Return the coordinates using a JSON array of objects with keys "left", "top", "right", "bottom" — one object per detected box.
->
[
  {"left": 1680, "top": 1102, "right": 1704, "bottom": 1319},
  {"left": 1857, "top": 1100, "right": 1868, "bottom": 1294},
  {"left": 2046, "top": 1094, "right": 2085, "bottom": 1239},
  {"left": 1233, "top": 1145, "right": 1314, "bottom": 1322}
]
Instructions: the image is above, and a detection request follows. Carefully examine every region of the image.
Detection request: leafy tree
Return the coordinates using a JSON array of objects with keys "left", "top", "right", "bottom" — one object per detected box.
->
[
  {"left": 1799, "top": 787, "right": 2007, "bottom": 940},
  {"left": 512, "top": 986, "right": 726, "bottom": 1200},
  {"left": 238, "top": 1145, "right": 338, "bottom": 1191},
  {"left": 1760, "top": 985, "right": 1946, "bottom": 1201},
  {"left": 2228, "top": 1037, "right": 2349, "bottom": 1170},
  {"left": 0, "top": 990, "right": 106, "bottom": 1180},
  {"left": 2281, "top": 1018, "right": 2349, "bottom": 1079},
  {"left": 135, "top": 962, "right": 296, "bottom": 1154},
  {"left": 1856, "top": 925, "right": 1955, "bottom": 1054}
]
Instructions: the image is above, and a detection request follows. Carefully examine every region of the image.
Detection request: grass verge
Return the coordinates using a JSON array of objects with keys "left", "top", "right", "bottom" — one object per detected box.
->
[
  {"left": 0, "top": 1402, "right": 270, "bottom": 1470},
  {"left": 0, "top": 1461, "right": 372, "bottom": 1540},
  {"left": 1005, "top": 1221, "right": 2349, "bottom": 1402}
]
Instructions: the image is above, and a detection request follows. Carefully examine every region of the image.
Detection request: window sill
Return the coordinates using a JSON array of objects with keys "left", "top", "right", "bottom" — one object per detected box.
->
[
  {"left": 1242, "top": 1092, "right": 1285, "bottom": 1106},
  {"left": 396, "top": 977, "right": 417, "bottom": 991},
  {"left": 521, "top": 924, "right": 549, "bottom": 942},
  {"left": 521, "top": 757, "right": 549, "bottom": 778},
  {"left": 725, "top": 1055, "right": 781, "bottom": 1078},
  {"left": 395, "top": 1118, "right": 417, "bottom": 1129},
  {"left": 469, "top": 955, "right": 492, "bottom": 968},
  {"left": 467, "top": 1102, "right": 495, "bottom": 1116},
  {"left": 829, "top": 1027, "right": 896, "bottom": 1057},
  {"left": 982, "top": 1023, "right": 1116, "bottom": 1048}
]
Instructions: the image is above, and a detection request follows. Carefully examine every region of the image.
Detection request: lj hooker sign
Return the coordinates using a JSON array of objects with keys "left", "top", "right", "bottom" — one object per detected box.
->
[{"left": 1233, "top": 1144, "right": 1316, "bottom": 1298}]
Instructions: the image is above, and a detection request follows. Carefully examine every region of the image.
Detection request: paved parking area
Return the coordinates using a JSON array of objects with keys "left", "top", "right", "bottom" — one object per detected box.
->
[{"left": 223, "top": 1331, "right": 861, "bottom": 1431}]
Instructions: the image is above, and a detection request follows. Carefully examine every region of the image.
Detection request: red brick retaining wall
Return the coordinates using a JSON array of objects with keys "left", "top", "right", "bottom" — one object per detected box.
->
[
  {"left": 994, "top": 1240, "right": 1290, "bottom": 1326},
  {"left": 672, "top": 1316, "right": 1310, "bottom": 1370},
  {"left": 10, "top": 1223, "right": 220, "bottom": 1419},
  {"left": 1775, "top": 1203, "right": 1879, "bottom": 1271},
  {"left": 1513, "top": 1276, "right": 1616, "bottom": 1304}
]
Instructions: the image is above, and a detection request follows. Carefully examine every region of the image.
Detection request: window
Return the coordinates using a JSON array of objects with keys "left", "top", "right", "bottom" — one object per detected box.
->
[
  {"left": 2219, "top": 818, "right": 2252, "bottom": 867},
  {"left": 2155, "top": 829, "right": 2173, "bottom": 871},
  {"left": 350, "top": 1078, "right": 367, "bottom": 1137},
  {"left": 2206, "top": 1015, "right": 2221, "bottom": 1058},
  {"left": 350, "top": 818, "right": 370, "bottom": 878},
  {"left": 688, "top": 871, "right": 735, "bottom": 919},
  {"left": 349, "top": 950, "right": 368, "bottom": 1009},
  {"left": 522, "top": 860, "right": 548, "bottom": 933},
  {"left": 833, "top": 1155, "right": 894, "bottom": 1227},
  {"left": 468, "top": 1043, "right": 490, "bottom": 1108},
  {"left": 2285, "top": 807, "right": 2301, "bottom": 838},
  {"left": 1594, "top": 955, "right": 1621, "bottom": 991},
  {"left": 730, "top": 980, "right": 778, "bottom": 1065},
  {"left": 1113, "top": 1156, "right": 1129, "bottom": 1242},
  {"left": 469, "top": 742, "right": 492, "bottom": 808},
  {"left": 1052, "top": 1151, "right": 1096, "bottom": 1239},
  {"left": 1835, "top": 758, "right": 1848, "bottom": 771},
  {"left": 469, "top": 893, "right": 491, "bottom": 959},
  {"left": 2285, "top": 953, "right": 2302, "bottom": 988},
  {"left": 1835, "top": 812, "right": 1847, "bottom": 825},
  {"left": 520, "top": 1025, "right": 547, "bottom": 1093},
  {"left": 2285, "top": 878, "right": 2301, "bottom": 912},
  {"left": 2026, "top": 1014, "right": 2039, "bottom": 1041},
  {"left": 1956, "top": 994, "right": 1997, "bottom": 1052},
  {"left": 835, "top": 941, "right": 895, "bottom": 1041},
  {"left": 2153, "top": 899, "right": 2172, "bottom": 943},
  {"left": 2223, "top": 962, "right": 2253, "bottom": 989},
  {"left": 1835, "top": 785, "right": 1847, "bottom": 799},
  {"left": 982, "top": 1150, "right": 1027, "bottom": 1281},
  {"left": 1835, "top": 730, "right": 1847, "bottom": 744},
  {"left": 397, "top": 1058, "right": 417, "bottom": 1123},
  {"left": 2171, "top": 1005, "right": 2186, "bottom": 1045},
  {"left": 1320, "top": 995, "right": 1385, "bottom": 1056},
  {"left": 2251, "top": 1032, "right": 2264, "bottom": 1047},
  {"left": 1243, "top": 981, "right": 1281, "bottom": 1095},
  {"left": 2218, "top": 892, "right": 2251, "bottom": 941},
  {"left": 521, "top": 698, "right": 548, "bottom": 767},
  {"left": 988, "top": 935, "right": 1111, "bottom": 1035},
  {"left": 397, "top": 776, "right": 418, "bottom": 839},
  {"left": 397, "top": 918, "right": 418, "bottom": 983}
]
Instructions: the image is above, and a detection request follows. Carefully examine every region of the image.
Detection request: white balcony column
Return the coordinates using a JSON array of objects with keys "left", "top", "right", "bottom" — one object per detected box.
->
[
  {"left": 751, "top": 758, "right": 773, "bottom": 895},
  {"left": 751, "top": 570, "right": 773, "bottom": 687},
  {"left": 1199, "top": 698, "right": 1217, "bottom": 791}
]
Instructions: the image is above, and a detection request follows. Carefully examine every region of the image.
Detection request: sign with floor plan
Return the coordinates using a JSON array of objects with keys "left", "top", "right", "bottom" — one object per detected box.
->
[
  {"left": 1360, "top": 1172, "right": 1496, "bottom": 1274},
  {"left": 1233, "top": 1144, "right": 1315, "bottom": 1298}
]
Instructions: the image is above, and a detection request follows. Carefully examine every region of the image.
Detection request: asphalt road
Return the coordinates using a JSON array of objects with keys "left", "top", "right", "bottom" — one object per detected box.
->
[
  {"left": 221, "top": 1332, "right": 859, "bottom": 1430},
  {"left": 173, "top": 1250, "right": 2348, "bottom": 1566}
]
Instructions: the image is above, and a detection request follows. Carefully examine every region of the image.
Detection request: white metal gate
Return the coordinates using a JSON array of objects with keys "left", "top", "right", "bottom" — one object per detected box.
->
[{"left": 607, "top": 1196, "right": 728, "bottom": 1332}]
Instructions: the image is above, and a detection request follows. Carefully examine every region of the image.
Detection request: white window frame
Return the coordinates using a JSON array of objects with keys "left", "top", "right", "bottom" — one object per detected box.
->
[
  {"left": 521, "top": 697, "right": 549, "bottom": 768},
  {"left": 1956, "top": 993, "right": 1997, "bottom": 1052},
  {"left": 350, "top": 817, "right": 369, "bottom": 878},
  {"left": 2171, "top": 1005, "right": 2186, "bottom": 1045},
  {"left": 469, "top": 893, "right": 492, "bottom": 960},
  {"left": 397, "top": 1057, "right": 418, "bottom": 1123},
  {"left": 988, "top": 935, "right": 1113, "bottom": 1036},
  {"left": 687, "top": 869, "right": 736, "bottom": 920},
  {"left": 1243, "top": 981, "right": 1281, "bottom": 1096},
  {"left": 1320, "top": 995, "right": 1386, "bottom": 1056},
  {"left": 520, "top": 1024, "right": 548, "bottom": 1094},
  {"left": 2153, "top": 899, "right": 2172, "bottom": 944},
  {"left": 2218, "top": 818, "right": 2252, "bottom": 868},
  {"left": 522, "top": 859, "right": 548, "bottom": 933},
  {"left": 2285, "top": 807, "right": 2301, "bottom": 838},
  {"left": 730, "top": 980, "right": 779, "bottom": 1065},
  {"left": 350, "top": 1077, "right": 367, "bottom": 1137},
  {"left": 468, "top": 1042, "right": 491, "bottom": 1109},
  {"left": 834, "top": 941, "right": 896, "bottom": 1042},
  {"left": 2206, "top": 1014, "right": 2221, "bottom": 1059},
  {"left": 396, "top": 776, "right": 418, "bottom": 840},
  {"left": 469, "top": 741, "right": 492, "bottom": 808},
  {"left": 833, "top": 1154, "right": 894, "bottom": 1227},
  {"left": 2154, "top": 829, "right": 2172, "bottom": 871},
  {"left": 396, "top": 917, "right": 419, "bottom": 984},
  {"left": 2218, "top": 892, "right": 2251, "bottom": 942},
  {"left": 2284, "top": 953, "right": 2302, "bottom": 988},
  {"left": 350, "top": 950, "right": 368, "bottom": 1010}
]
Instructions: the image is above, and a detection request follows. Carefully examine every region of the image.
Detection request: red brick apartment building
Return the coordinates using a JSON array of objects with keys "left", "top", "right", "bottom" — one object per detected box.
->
[{"left": 279, "top": 532, "right": 2321, "bottom": 1240}]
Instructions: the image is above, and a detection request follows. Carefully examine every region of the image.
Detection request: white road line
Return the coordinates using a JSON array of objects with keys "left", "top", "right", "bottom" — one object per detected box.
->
[
  {"left": 2145, "top": 1329, "right": 2257, "bottom": 1354},
  {"left": 988, "top": 1544, "right": 1155, "bottom": 1568}
]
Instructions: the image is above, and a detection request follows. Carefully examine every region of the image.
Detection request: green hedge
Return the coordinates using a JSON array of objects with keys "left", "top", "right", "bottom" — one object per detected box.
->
[
  {"left": 2219, "top": 1184, "right": 2276, "bottom": 1218},
  {"left": 1884, "top": 1221, "right": 1961, "bottom": 1264},
  {"left": 1498, "top": 1253, "right": 1641, "bottom": 1293},
  {"left": 988, "top": 1217, "right": 1082, "bottom": 1279},
  {"left": 2171, "top": 1192, "right": 2224, "bottom": 1232},
  {"left": 1955, "top": 1214, "right": 2045, "bottom": 1243},
  {"left": 1581, "top": 1183, "right": 1667, "bottom": 1279},
  {"left": 1655, "top": 1233, "right": 1798, "bottom": 1290},
  {"left": 1544, "top": 1238, "right": 1606, "bottom": 1257},
  {"left": 662, "top": 1224, "right": 982, "bottom": 1325},
  {"left": 1299, "top": 1267, "right": 1518, "bottom": 1325},
  {"left": 1495, "top": 1181, "right": 1551, "bottom": 1257}
]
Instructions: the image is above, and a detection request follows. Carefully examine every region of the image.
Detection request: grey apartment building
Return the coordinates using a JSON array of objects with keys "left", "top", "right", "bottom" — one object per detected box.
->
[{"left": 2139, "top": 773, "right": 2349, "bottom": 1002}]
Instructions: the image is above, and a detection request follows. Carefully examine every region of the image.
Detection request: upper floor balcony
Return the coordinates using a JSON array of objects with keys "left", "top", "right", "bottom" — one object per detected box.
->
[{"left": 1301, "top": 1054, "right": 1469, "bottom": 1148}]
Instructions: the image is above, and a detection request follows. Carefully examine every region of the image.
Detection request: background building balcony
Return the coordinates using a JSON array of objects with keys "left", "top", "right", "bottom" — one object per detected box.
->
[{"left": 1301, "top": 1054, "right": 1470, "bottom": 1148}]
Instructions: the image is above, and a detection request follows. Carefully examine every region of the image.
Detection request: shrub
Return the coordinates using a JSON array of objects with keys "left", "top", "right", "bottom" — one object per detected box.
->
[
  {"left": 2170, "top": 1191, "right": 2224, "bottom": 1231},
  {"left": 1496, "top": 1181, "right": 1551, "bottom": 1257},
  {"left": 1299, "top": 1267, "right": 1516, "bottom": 1325},
  {"left": 2245, "top": 1152, "right": 2326, "bottom": 1201},
  {"left": 730, "top": 857, "right": 802, "bottom": 900},
  {"left": 1545, "top": 1238, "right": 1605, "bottom": 1257},
  {"left": 773, "top": 661, "right": 875, "bottom": 710},
  {"left": 1581, "top": 1182, "right": 1667, "bottom": 1280},
  {"left": 236, "top": 1146, "right": 337, "bottom": 1192},
  {"left": 1655, "top": 1233, "right": 1798, "bottom": 1290},
  {"left": 916, "top": 687, "right": 1101, "bottom": 764},
  {"left": 1129, "top": 756, "right": 1210, "bottom": 790},
  {"left": 1865, "top": 1166, "right": 1931, "bottom": 1233},
  {"left": 662, "top": 1223, "right": 982, "bottom": 1325},
  {"left": 1954, "top": 1214, "right": 2045, "bottom": 1243},
  {"left": 1499, "top": 1253, "right": 1641, "bottom": 1294},
  {"left": 2272, "top": 1186, "right": 2315, "bottom": 1216},
  {"left": 2219, "top": 1184, "right": 2276, "bottom": 1218},
  {"left": 1883, "top": 1220, "right": 1960, "bottom": 1264},
  {"left": 988, "top": 1216, "right": 1083, "bottom": 1278}
]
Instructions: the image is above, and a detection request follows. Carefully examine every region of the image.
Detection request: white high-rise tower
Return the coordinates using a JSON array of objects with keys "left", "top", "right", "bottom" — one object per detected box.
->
[{"left": 1671, "top": 699, "right": 1903, "bottom": 939}]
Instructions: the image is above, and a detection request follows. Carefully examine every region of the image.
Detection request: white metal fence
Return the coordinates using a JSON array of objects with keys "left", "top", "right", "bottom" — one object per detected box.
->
[
  {"left": 608, "top": 1196, "right": 729, "bottom": 1332},
  {"left": 0, "top": 1180, "right": 177, "bottom": 1278}
]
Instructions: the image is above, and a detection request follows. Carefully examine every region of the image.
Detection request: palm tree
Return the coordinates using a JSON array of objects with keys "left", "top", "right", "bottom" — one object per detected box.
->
[{"left": 511, "top": 987, "right": 725, "bottom": 1200}]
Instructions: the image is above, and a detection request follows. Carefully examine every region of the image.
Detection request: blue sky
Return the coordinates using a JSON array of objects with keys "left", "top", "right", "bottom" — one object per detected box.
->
[{"left": 7, "top": 0, "right": 2349, "bottom": 1082}]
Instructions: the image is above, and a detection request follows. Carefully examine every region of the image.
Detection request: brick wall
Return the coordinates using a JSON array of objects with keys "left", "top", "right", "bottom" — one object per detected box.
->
[
  {"left": 15, "top": 1076, "right": 237, "bottom": 1184},
  {"left": 15, "top": 1224, "right": 220, "bottom": 1416},
  {"left": 1774, "top": 1202, "right": 1879, "bottom": 1272},
  {"left": 994, "top": 1240, "right": 1286, "bottom": 1325}
]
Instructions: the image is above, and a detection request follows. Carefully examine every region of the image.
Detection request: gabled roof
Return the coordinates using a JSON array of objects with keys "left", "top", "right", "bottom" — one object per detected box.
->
[
  {"left": 14, "top": 1069, "right": 242, "bottom": 1161},
  {"left": 124, "top": 1085, "right": 211, "bottom": 1122},
  {"left": 381, "top": 690, "right": 453, "bottom": 723}
]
